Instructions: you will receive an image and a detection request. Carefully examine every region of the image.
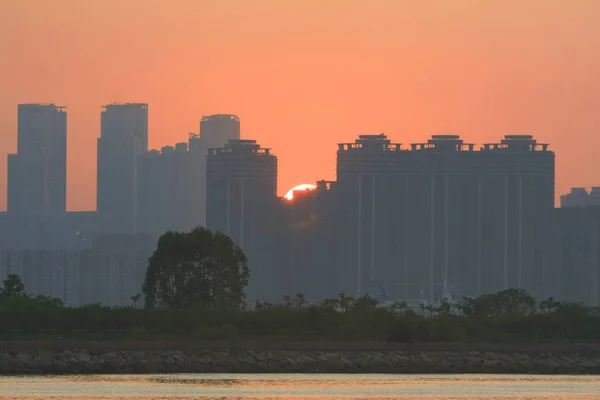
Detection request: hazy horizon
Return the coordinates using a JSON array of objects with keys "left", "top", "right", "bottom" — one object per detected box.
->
[{"left": 2, "top": 0, "right": 600, "bottom": 210}]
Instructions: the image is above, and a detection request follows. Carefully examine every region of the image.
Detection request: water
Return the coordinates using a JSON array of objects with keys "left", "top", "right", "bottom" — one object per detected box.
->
[{"left": 0, "top": 374, "right": 599, "bottom": 399}]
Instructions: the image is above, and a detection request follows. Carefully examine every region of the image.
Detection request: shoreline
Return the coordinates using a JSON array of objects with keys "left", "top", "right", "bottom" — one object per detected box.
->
[{"left": 1, "top": 341, "right": 600, "bottom": 375}]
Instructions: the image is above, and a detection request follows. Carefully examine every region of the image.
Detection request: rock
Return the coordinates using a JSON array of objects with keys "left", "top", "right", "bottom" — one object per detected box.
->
[{"left": 0, "top": 347, "right": 599, "bottom": 375}]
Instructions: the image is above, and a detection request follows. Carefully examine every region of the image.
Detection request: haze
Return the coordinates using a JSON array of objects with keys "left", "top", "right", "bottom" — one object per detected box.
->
[{"left": 1, "top": 0, "right": 600, "bottom": 210}]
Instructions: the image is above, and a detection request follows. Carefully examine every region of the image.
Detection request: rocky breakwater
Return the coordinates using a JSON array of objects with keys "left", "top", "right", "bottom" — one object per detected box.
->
[{"left": 2, "top": 347, "right": 600, "bottom": 374}]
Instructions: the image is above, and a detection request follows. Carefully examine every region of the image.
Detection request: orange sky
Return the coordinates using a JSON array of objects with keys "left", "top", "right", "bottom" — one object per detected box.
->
[{"left": 1, "top": 0, "right": 600, "bottom": 210}]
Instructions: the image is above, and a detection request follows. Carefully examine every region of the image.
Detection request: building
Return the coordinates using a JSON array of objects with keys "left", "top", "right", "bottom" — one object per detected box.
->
[
  {"left": 278, "top": 180, "right": 339, "bottom": 301},
  {"left": 206, "top": 139, "right": 278, "bottom": 300},
  {"left": 7, "top": 104, "right": 67, "bottom": 215},
  {"left": 199, "top": 114, "right": 241, "bottom": 151},
  {"left": 335, "top": 134, "right": 404, "bottom": 298},
  {"left": 335, "top": 133, "right": 555, "bottom": 303},
  {"left": 553, "top": 206, "right": 600, "bottom": 305},
  {"left": 561, "top": 188, "right": 590, "bottom": 208},
  {"left": 560, "top": 187, "right": 600, "bottom": 208},
  {"left": 0, "top": 233, "right": 156, "bottom": 307},
  {"left": 0, "top": 250, "right": 81, "bottom": 306},
  {"left": 194, "top": 115, "right": 241, "bottom": 225},
  {"left": 97, "top": 103, "right": 148, "bottom": 234},
  {"left": 138, "top": 138, "right": 205, "bottom": 234},
  {"left": 0, "top": 211, "right": 96, "bottom": 251}
]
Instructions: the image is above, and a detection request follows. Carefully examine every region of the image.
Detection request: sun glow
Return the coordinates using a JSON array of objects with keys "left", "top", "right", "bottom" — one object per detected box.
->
[{"left": 284, "top": 184, "right": 317, "bottom": 200}]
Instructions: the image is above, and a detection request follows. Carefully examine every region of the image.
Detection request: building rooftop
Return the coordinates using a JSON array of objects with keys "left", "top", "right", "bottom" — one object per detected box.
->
[{"left": 201, "top": 114, "right": 240, "bottom": 122}]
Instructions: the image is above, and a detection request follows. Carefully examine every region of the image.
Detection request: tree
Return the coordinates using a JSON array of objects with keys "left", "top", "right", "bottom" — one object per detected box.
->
[
  {"left": 1, "top": 274, "right": 25, "bottom": 300},
  {"left": 131, "top": 293, "right": 142, "bottom": 308},
  {"left": 143, "top": 227, "right": 249, "bottom": 310},
  {"left": 336, "top": 292, "right": 355, "bottom": 313},
  {"left": 353, "top": 295, "right": 379, "bottom": 311},
  {"left": 457, "top": 289, "right": 537, "bottom": 317}
]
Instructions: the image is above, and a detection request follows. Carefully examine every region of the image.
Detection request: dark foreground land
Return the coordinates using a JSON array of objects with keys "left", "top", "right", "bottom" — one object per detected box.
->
[
  {"left": 2, "top": 340, "right": 600, "bottom": 352},
  {"left": 3, "top": 288, "right": 600, "bottom": 374},
  {"left": 2, "top": 340, "right": 600, "bottom": 375}
]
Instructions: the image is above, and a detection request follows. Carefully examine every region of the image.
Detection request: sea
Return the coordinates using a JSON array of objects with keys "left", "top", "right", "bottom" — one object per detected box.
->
[{"left": 0, "top": 374, "right": 599, "bottom": 399}]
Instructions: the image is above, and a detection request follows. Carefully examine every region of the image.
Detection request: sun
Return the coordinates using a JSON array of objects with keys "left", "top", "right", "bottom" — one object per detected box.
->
[{"left": 284, "top": 184, "right": 317, "bottom": 200}]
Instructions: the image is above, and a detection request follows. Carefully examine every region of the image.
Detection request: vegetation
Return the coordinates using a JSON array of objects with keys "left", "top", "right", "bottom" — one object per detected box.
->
[
  {"left": 1, "top": 228, "right": 598, "bottom": 343},
  {"left": 142, "top": 227, "right": 249, "bottom": 310},
  {"left": 1, "top": 274, "right": 598, "bottom": 342}
]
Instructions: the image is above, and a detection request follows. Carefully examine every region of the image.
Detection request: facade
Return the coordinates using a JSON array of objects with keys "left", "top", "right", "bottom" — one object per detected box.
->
[
  {"left": 0, "top": 234, "right": 156, "bottom": 307},
  {"left": 0, "top": 250, "right": 82, "bottom": 306},
  {"left": 335, "top": 134, "right": 555, "bottom": 303},
  {"left": 138, "top": 138, "right": 205, "bottom": 234},
  {"left": 278, "top": 180, "right": 339, "bottom": 301},
  {"left": 7, "top": 104, "right": 67, "bottom": 215},
  {"left": 478, "top": 135, "right": 555, "bottom": 299},
  {"left": 196, "top": 115, "right": 241, "bottom": 225},
  {"left": 206, "top": 139, "right": 278, "bottom": 300},
  {"left": 97, "top": 103, "right": 148, "bottom": 234},
  {"left": 553, "top": 207, "right": 600, "bottom": 305},
  {"left": 0, "top": 211, "right": 96, "bottom": 251},
  {"left": 199, "top": 114, "right": 241, "bottom": 151}
]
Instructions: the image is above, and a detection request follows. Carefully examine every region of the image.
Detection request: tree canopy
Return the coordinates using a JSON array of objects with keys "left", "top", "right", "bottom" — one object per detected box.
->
[
  {"left": 0, "top": 274, "right": 25, "bottom": 301},
  {"left": 142, "top": 227, "right": 249, "bottom": 310}
]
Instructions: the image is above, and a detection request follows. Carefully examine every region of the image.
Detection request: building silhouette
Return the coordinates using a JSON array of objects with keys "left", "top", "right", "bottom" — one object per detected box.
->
[
  {"left": 333, "top": 133, "right": 555, "bottom": 303},
  {"left": 561, "top": 187, "right": 600, "bottom": 208},
  {"left": 7, "top": 104, "right": 67, "bottom": 215},
  {"left": 206, "top": 139, "right": 278, "bottom": 300},
  {"left": 195, "top": 115, "right": 241, "bottom": 225},
  {"left": 553, "top": 206, "right": 600, "bottom": 306},
  {"left": 278, "top": 180, "right": 339, "bottom": 300},
  {"left": 97, "top": 103, "right": 148, "bottom": 234},
  {"left": 8, "top": 101, "right": 592, "bottom": 306},
  {"left": 137, "top": 137, "right": 205, "bottom": 234}
]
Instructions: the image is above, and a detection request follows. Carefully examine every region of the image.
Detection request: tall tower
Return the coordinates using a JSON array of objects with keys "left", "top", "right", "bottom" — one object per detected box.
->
[
  {"left": 7, "top": 104, "right": 67, "bottom": 215},
  {"left": 196, "top": 114, "right": 241, "bottom": 225},
  {"left": 336, "top": 134, "right": 402, "bottom": 297},
  {"left": 206, "top": 139, "right": 277, "bottom": 300},
  {"left": 479, "top": 135, "right": 555, "bottom": 298},
  {"left": 96, "top": 103, "right": 148, "bottom": 234}
]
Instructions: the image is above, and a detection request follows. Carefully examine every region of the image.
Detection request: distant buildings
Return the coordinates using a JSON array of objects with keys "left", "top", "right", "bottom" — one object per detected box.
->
[
  {"left": 5, "top": 101, "right": 600, "bottom": 307},
  {"left": 199, "top": 114, "right": 241, "bottom": 151},
  {"left": 197, "top": 115, "right": 241, "bottom": 225},
  {"left": 97, "top": 103, "right": 148, "bottom": 234},
  {"left": 8, "top": 104, "right": 67, "bottom": 215},
  {"left": 137, "top": 138, "right": 204, "bottom": 234},
  {"left": 552, "top": 207, "right": 600, "bottom": 305},
  {"left": 560, "top": 187, "right": 600, "bottom": 208}
]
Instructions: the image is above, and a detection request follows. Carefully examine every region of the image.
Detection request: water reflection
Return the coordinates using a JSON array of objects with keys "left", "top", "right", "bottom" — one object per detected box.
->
[{"left": 0, "top": 374, "right": 599, "bottom": 399}]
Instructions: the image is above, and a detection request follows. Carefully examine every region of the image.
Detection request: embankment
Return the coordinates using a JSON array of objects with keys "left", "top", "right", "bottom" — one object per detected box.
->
[{"left": 1, "top": 341, "right": 600, "bottom": 374}]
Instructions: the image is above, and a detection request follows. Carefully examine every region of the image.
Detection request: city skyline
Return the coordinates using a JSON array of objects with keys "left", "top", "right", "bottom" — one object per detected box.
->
[
  {"left": 2, "top": 0, "right": 600, "bottom": 210},
  {"left": 3, "top": 102, "right": 574, "bottom": 213}
]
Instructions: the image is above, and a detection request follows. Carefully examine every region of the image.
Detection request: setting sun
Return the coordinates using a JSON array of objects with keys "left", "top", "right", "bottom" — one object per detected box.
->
[{"left": 284, "top": 184, "right": 316, "bottom": 200}]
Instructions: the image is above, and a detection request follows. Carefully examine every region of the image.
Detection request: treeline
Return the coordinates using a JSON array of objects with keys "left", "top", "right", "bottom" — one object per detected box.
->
[{"left": 1, "top": 274, "right": 598, "bottom": 343}]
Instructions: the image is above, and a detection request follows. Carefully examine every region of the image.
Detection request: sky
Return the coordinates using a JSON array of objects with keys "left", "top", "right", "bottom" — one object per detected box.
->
[{"left": 1, "top": 0, "right": 599, "bottom": 210}]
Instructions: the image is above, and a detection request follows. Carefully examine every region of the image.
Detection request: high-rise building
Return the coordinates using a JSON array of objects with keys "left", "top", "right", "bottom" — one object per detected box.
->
[
  {"left": 279, "top": 180, "right": 339, "bottom": 300},
  {"left": 199, "top": 114, "right": 240, "bottom": 151},
  {"left": 97, "top": 103, "right": 148, "bottom": 234},
  {"left": 7, "top": 104, "right": 67, "bottom": 215},
  {"left": 206, "top": 139, "right": 278, "bottom": 300},
  {"left": 552, "top": 206, "right": 600, "bottom": 306},
  {"left": 478, "top": 135, "right": 555, "bottom": 298},
  {"left": 335, "top": 133, "right": 555, "bottom": 302},
  {"left": 138, "top": 139, "right": 203, "bottom": 234},
  {"left": 196, "top": 115, "right": 241, "bottom": 225}
]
